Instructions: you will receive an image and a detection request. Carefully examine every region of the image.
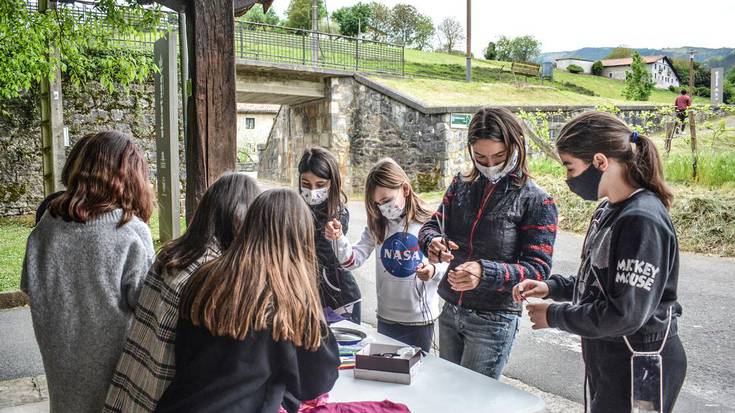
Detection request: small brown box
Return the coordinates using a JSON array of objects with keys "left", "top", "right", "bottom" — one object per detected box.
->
[{"left": 354, "top": 343, "right": 422, "bottom": 385}]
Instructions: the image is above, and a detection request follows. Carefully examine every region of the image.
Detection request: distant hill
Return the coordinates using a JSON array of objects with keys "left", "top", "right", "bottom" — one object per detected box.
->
[{"left": 539, "top": 47, "right": 735, "bottom": 70}]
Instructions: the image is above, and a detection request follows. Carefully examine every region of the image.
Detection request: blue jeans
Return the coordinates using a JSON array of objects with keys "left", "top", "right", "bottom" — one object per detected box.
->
[
  {"left": 377, "top": 320, "right": 434, "bottom": 352},
  {"left": 439, "top": 302, "right": 519, "bottom": 379}
]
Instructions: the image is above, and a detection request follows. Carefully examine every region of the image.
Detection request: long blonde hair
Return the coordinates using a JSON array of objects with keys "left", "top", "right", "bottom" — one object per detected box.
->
[
  {"left": 365, "top": 158, "right": 432, "bottom": 243},
  {"left": 180, "top": 189, "right": 324, "bottom": 350}
]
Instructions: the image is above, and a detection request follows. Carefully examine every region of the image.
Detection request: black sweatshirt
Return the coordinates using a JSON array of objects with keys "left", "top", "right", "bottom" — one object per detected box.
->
[
  {"left": 155, "top": 320, "right": 340, "bottom": 413},
  {"left": 546, "top": 190, "right": 682, "bottom": 344},
  {"left": 310, "top": 203, "right": 361, "bottom": 310}
]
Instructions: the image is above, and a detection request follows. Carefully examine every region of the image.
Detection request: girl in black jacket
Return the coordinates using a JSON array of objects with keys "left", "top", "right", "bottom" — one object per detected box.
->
[
  {"left": 298, "top": 148, "right": 362, "bottom": 323},
  {"left": 514, "top": 111, "right": 686, "bottom": 412},
  {"left": 419, "top": 107, "right": 558, "bottom": 379},
  {"left": 157, "top": 189, "right": 339, "bottom": 413}
]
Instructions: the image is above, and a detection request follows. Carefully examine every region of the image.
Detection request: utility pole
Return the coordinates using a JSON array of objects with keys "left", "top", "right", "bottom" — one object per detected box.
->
[
  {"left": 466, "top": 0, "right": 472, "bottom": 82},
  {"left": 311, "top": 0, "right": 318, "bottom": 68},
  {"left": 39, "top": 0, "right": 66, "bottom": 195},
  {"left": 688, "top": 50, "right": 698, "bottom": 180}
]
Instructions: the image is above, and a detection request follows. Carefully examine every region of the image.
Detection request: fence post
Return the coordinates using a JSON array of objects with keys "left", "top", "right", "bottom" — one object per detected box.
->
[
  {"left": 401, "top": 46, "right": 405, "bottom": 76},
  {"left": 302, "top": 34, "right": 306, "bottom": 65},
  {"left": 238, "top": 23, "right": 243, "bottom": 59},
  {"left": 355, "top": 38, "right": 360, "bottom": 71}
]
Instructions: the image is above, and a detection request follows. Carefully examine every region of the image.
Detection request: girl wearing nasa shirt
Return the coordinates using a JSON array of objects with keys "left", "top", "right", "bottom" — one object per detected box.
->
[
  {"left": 514, "top": 112, "right": 686, "bottom": 412},
  {"left": 325, "top": 158, "right": 446, "bottom": 351},
  {"left": 299, "top": 148, "right": 362, "bottom": 323}
]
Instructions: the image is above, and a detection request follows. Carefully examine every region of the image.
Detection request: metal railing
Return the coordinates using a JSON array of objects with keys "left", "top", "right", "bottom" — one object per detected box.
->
[
  {"left": 234, "top": 21, "right": 404, "bottom": 75},
  {"left": 26, "top": 2, "right": 405, "bottom": 76}
]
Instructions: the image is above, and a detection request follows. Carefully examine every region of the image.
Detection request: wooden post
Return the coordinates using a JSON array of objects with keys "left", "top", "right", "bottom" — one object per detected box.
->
[
  {"left": 39, "top": 0, "right": 66, "bottom": 195},
  {"left": 465, "top": 0, "right": 471, "bottom": 82},
  {"left": 184, "top": 0, "right": 238, "bottom": 222},
  {"left": 688, "top": 51, "right": 698, "bottom": 180}
]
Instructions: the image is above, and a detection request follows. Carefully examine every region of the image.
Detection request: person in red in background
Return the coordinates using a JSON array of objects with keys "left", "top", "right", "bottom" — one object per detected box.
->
[{"left": 674, "top": 89, "right": 691, "bottom": 133}]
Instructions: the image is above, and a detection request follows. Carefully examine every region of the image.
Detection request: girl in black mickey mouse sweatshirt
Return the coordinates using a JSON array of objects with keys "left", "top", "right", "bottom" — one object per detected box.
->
[{"left": 514, "top": 112, "right": 687, "bottom": 413}]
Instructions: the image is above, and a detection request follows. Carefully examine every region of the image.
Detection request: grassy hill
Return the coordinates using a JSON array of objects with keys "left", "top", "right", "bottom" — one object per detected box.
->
[{"left": 378, "top": 49, "right": 705, "bottom": 106}]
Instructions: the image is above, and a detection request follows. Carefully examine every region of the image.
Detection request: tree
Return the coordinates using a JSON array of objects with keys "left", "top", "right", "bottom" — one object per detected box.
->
[
  {"left": 240, "top": 5, "right": 281, "bottom": 25},
  {"left": 623, "top": 52, "right": 655, "bottom": 101},
  {"left": 387, "top": 4, "right": 434, "bottom": 50},
  {"left": 364, "top": 2, "right": 391, "bottom": 42},
  {"left": 605, "top": 47, "right": 634, "bottom": 59},
  {"left": 332, "top": 2, "right": 372, "bottom": 37},
  {"left": 436, "top": 17, "right": 464, "bottom": 53},
  {"left": 592, "top": 60, "right": 604, "bottom": 76},
  {"left": 494, "top": 35, "right": 541, "bottom": 63},
  {"left": 483, "top": 42, "right": 497, "bottom": 60},
  {"left": 285, "top": 0, "right": 327, "bottom": 30},
  {"left": 0, "top": 0, "right": 162, "bottom": 100}
]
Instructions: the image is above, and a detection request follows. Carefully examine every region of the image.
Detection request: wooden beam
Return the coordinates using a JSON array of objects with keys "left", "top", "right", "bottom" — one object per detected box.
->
[
  {"left": 184, "top": 0, "right": 238, "bottom": 221},
  {"left": 138, "top": 0, "right": 187, "bottom": 12}
]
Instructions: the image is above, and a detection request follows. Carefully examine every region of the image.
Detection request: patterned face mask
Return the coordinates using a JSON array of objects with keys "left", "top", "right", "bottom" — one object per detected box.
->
[
  {"left": 474, "top": 150, "right": 519, "bottom": 184},
  {"left": 377, "top": 190, "right": 406, "bottom": 221},
  {"left": 300, "top": 186, "right": 329, "bottom": 206}
]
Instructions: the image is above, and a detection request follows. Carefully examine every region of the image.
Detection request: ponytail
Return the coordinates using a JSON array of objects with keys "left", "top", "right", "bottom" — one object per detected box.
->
[
  {"left": 557, "top": 111, "right": 673, "bottom": 209},
  {"left": 627, "top": 135, "right": 673, "bottom": 209}
]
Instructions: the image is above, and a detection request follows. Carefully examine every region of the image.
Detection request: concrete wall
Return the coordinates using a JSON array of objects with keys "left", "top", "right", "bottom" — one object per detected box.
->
[{"left": 236, "top": 108, "right": 278, "bottom": 162}]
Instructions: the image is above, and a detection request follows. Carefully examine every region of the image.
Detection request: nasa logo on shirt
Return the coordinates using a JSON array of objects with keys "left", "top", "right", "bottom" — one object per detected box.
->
[{"left": 380, "top": 232, "right": 424, "bottom": 278}]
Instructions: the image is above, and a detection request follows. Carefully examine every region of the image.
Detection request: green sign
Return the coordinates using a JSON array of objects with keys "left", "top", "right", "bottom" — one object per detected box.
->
[{"left": 451, "top": 113, "right": 472, "bottom": 128}]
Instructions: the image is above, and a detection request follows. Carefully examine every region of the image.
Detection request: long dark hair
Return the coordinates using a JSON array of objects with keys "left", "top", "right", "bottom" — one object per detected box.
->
[
  {"left": 156, "top": 173, "right": 260, "bottom": 274},
  {"left": 464, "top": 107, "right": 529, "bottom": 185},
  {"left": 557, "top": 111, "right": 673, "bottom": 208},
  {"left": 297, "top": 147, "right": 347, "bottom": 219},
  {"left": 49, "top": 130, "right": 155, "bottom": 227},
  {"left": 365, "top": 158, "right": 432, "bottom": 243},
  {"left": 180, "top": 189, "right": 324, "bottom": 349}
]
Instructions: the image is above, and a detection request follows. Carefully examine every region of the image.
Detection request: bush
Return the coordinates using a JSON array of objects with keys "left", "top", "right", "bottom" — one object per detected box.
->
[
  {"left": 567, "top": 64, "right": 583, "bottom": 74},
  {"left": 592, "top": 60, "right": 603, "bottom": 76},
  {"left": 669, "top": 85, "right": 677, "bottom": 92},
  {"left": 695, "top": 86, "right": 710, "bottom": 98}
]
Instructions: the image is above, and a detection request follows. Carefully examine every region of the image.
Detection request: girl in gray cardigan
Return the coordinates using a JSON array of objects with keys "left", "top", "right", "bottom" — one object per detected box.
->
[{"left": 21, "top": 131, "right": 155, "bottom": 413}]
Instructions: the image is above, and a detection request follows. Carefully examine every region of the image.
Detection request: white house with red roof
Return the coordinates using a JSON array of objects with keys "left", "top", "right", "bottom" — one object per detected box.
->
[{"left": 601, "top": 55, "right": 681, "bottom": 89}]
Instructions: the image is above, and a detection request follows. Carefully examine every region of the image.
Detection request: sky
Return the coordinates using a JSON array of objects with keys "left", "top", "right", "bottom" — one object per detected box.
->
[{"left": 275, "top": 0, "right": 732, "bottom": 54}]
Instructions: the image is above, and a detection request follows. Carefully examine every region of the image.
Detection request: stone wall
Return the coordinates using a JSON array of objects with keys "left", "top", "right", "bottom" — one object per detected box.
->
[{"left": 0, "top": 80, "right": 184, "bottom": 216}]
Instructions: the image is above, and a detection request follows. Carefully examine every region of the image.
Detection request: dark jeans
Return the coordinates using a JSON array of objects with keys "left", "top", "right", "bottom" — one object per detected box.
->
[
  {"left": 584, "top": 335, "right": 687, "bottom": 413},
  {"left": 438, "top": 303, "right": 519, "bottom": 379},
  {"left": 377, "top": 320, "right": 434, "bottom": 352}
]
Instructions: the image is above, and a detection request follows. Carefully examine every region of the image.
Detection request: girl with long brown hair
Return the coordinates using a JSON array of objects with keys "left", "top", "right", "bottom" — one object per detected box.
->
[
  {"left": 514, "top": 111, "right": 686, "bottom": 412},
  {"left": 155, "top": 189, "right": 339, "bottom": 413},
  {"left": 418, "top": 107, "right": 558, "bottom": 379},
  {"left": 22, "top": 131, "right": 156, "bottom": 413},
  {"left": 105, "top": 173, "right": 260, "bottom": 413},
  {"left": 298, "top": 147, "right": 362, "bottom": 323},
  {"left": 325, "top": 158, "right": 447, "bottom": 351}
]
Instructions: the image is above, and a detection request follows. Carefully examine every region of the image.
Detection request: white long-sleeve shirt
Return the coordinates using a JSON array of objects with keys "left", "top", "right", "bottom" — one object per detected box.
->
[{"left": 332, "top": 218, "right": 446, "bottom": 325}]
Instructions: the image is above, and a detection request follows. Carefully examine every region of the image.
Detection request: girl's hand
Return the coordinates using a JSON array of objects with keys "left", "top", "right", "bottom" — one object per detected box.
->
[
  {"left": 526, "top": 302, "right": 551, "bottom": 330},
  {"left": 415, "top": 263, "right": 435, "bottom": 281},
  {"left": 428, "top": 237, "right": 458, "bottom": 264},
  {"left": 448, "top": 261, "right": 482, "bottom": 291},
  {"left": 512, "top": 280, "right": 550, "bottom": 303},
  {"left": 325, "top": 218, "right": 342, "bottom": 240}
]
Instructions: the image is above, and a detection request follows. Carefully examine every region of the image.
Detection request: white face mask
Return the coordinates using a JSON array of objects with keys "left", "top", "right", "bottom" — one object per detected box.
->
[
  {"left": 474, "top": 151, "right": 519, "bottom": 183},
  {"left": 301, "top": 187, "right": 329, "bottom": 206},
  {"left": 377, "top": 193, "right": 405, "bottom": 221}
]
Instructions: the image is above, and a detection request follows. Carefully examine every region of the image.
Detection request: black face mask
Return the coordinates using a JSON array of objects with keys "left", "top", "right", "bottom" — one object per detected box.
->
[{"left": 566, "top": 164, "right": 603, "bottom": 201}]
